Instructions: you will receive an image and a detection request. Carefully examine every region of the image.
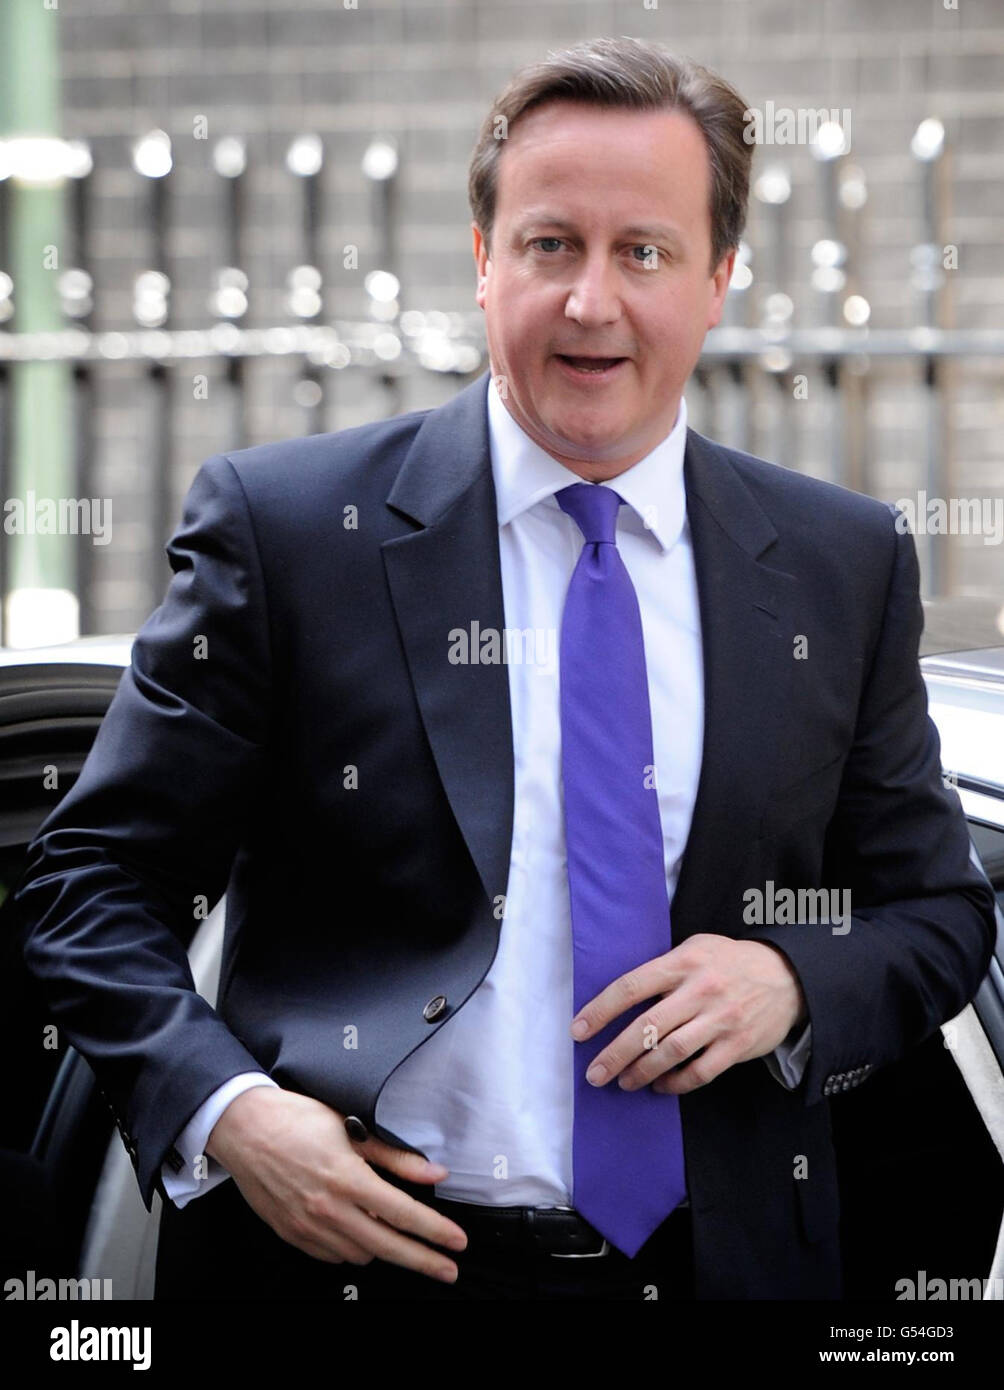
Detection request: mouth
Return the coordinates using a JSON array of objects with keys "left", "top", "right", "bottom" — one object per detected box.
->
[{"left": 554, "top": 354, "right": 629, "bottom": 382}]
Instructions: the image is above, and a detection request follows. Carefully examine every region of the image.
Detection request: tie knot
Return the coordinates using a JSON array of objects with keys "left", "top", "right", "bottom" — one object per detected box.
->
[{"left": 556, "top": 482, "right": 623, "bottom": 545}]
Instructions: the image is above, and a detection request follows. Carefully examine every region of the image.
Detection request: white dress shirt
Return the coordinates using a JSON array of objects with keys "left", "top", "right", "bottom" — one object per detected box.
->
[{"left": 162, "top": 381, "right": 811, "bottom": 1208}]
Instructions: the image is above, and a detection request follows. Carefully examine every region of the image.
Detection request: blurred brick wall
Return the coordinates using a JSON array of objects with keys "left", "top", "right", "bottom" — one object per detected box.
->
[{"left": 47, "top": 0, "right": 1004, "bottom": 630}]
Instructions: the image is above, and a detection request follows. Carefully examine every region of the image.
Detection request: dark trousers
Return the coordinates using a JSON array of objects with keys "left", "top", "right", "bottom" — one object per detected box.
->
[{"left": 155, "top": 1173, "right": 695, "bottom": 1301}]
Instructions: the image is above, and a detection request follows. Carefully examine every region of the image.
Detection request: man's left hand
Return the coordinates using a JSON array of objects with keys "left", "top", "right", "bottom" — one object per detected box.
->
[{"left": 570, "top": 935, "right": 808, "bottom": 1095}]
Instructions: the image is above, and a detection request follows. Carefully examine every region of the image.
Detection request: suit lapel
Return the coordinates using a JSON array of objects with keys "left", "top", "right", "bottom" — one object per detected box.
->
[
  {"left": 381, "top": 373, "right": 802, "bottom": 937},
  {"left": 669, "top": 428, "right": 801, "bottom": 939},
  {"left": 381, "top": 374, "right": 515, "bottom": 908}
]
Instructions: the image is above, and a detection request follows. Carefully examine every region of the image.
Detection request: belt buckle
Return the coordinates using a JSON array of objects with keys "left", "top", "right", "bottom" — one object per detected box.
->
[
  {"left": 550, "top": 1237, "right": 610, "bottom": 1259},
  {"left": 547, "top": 1205, "right": 610, "bottom": 1259}
]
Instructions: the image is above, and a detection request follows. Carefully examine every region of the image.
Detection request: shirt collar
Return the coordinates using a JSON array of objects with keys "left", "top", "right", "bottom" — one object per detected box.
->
[{"left": 487, "top": 374, "right": 688, "bottom": 553}]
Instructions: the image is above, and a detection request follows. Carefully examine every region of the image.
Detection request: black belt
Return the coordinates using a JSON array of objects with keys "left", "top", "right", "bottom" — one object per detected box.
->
[{"left": 422, "top": 1194, "right": 690, "bottom": 1259}]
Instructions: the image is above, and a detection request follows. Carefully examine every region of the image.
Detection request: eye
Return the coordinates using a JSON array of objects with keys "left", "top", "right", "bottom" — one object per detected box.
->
[
  {"left": 631, "top": 245, "right": 663, "bottom": 264},
  {"left": 531, "top": 238, "right": 564, "bottom": 253}
]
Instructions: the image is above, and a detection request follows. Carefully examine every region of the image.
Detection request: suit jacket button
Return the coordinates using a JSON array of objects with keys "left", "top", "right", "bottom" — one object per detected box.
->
[
  {"left": 344, "top": 1115, "right": 369, "bottom": 1143},
  {"left": 423, "top": 995, "right": 447, "bottom": 1022}
]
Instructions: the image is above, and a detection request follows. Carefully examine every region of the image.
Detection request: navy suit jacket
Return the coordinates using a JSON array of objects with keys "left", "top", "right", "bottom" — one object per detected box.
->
[{"left": 15, "top": 370, "right": 997, "bottom": 1298}]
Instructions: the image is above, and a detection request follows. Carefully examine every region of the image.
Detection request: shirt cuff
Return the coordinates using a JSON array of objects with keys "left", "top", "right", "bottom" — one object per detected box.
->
[
  {"left": 161, "top": 1072, "right": 279, "bottom": 1208},
  {"left": 763, "top": 1021, "right": 812, "bottom": 1089}
]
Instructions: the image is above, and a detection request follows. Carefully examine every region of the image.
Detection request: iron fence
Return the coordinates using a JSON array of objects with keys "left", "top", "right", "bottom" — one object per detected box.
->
[{"left": 1, "top": 117, "right": 1002, "bottom": 644}]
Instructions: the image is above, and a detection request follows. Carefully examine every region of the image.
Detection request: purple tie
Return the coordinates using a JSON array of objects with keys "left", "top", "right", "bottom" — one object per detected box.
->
[{"left": 556, "top": 481, "right": 687, "bottom": 1258}]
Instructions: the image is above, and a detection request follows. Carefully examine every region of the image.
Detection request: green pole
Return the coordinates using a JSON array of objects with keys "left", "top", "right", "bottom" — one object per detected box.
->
[{"left": 0, "top": 0, "right": 73, "bottom": 647}]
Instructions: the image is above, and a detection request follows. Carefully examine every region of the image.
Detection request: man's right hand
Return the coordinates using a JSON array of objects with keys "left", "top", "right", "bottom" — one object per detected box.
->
[{"left": 205, "top": 1085, "right": 468, "bottom": 1283}]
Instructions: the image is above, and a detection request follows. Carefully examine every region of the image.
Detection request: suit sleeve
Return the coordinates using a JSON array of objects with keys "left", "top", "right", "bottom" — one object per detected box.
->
[
  {"left": 743, "top": 506, "right": 997, "bottom": 1105},
  {"left": 14, "top": 453, "right": 276, "bottom": 1210}
]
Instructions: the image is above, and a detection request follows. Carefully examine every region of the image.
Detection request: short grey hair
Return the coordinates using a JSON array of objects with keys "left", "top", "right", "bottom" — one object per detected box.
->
[{"left": 468, "top": 36, "right": 753, "bottom": 274}]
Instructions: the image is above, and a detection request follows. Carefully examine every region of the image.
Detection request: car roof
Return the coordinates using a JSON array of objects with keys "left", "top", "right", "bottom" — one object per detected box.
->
[
  {"left": 0, "top": 634, "right": 134, "bottom": 669},
  {"left": 921, "top": 647, "right": 1004, "bottom": 810},
  {"left": 921, "top": 647, "right": 1004, "bottom": 684}
]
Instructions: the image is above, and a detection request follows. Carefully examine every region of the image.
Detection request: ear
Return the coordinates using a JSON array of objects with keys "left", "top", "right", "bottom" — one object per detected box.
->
[
  {"left": 706, "top": 247, "right": 736, "bottom": 330},
  {"left": 472, "top": 222, "right": 490, "bottom": 309}
]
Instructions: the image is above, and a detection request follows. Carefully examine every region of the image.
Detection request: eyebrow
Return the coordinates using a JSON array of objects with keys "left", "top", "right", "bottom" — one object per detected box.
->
[{"left": 514, "top": 215, "right": 685, "bottom": 247}]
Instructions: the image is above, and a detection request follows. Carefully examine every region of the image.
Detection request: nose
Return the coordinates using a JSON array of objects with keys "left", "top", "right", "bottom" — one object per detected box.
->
[{"left": 564, "top": 252, "right": 622, "bottom": 329}]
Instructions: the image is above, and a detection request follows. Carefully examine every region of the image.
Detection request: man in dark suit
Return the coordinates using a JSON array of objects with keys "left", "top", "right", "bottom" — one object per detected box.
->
[{"left": 14, "top": 38, "right": 997, "bottom": 1301}]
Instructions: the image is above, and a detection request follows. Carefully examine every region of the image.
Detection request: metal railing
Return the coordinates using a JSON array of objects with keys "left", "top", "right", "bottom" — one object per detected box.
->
[{"left": 1, "top": 116, "right": 1000, "bottom": 644}]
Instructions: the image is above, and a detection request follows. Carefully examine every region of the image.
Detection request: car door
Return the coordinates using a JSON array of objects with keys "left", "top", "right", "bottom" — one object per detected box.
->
[
  {"left": 831, "top": 770, "right": 1004, "bottom": 1298},
  {"left": 0, "top": 655, "right": 129, "bottom": 1286}
]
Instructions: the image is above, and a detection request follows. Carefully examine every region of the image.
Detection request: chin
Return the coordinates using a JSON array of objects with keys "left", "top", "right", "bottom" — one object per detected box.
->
[{"left": 547, "top": 414, "right": 622, "bottom": 447}]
